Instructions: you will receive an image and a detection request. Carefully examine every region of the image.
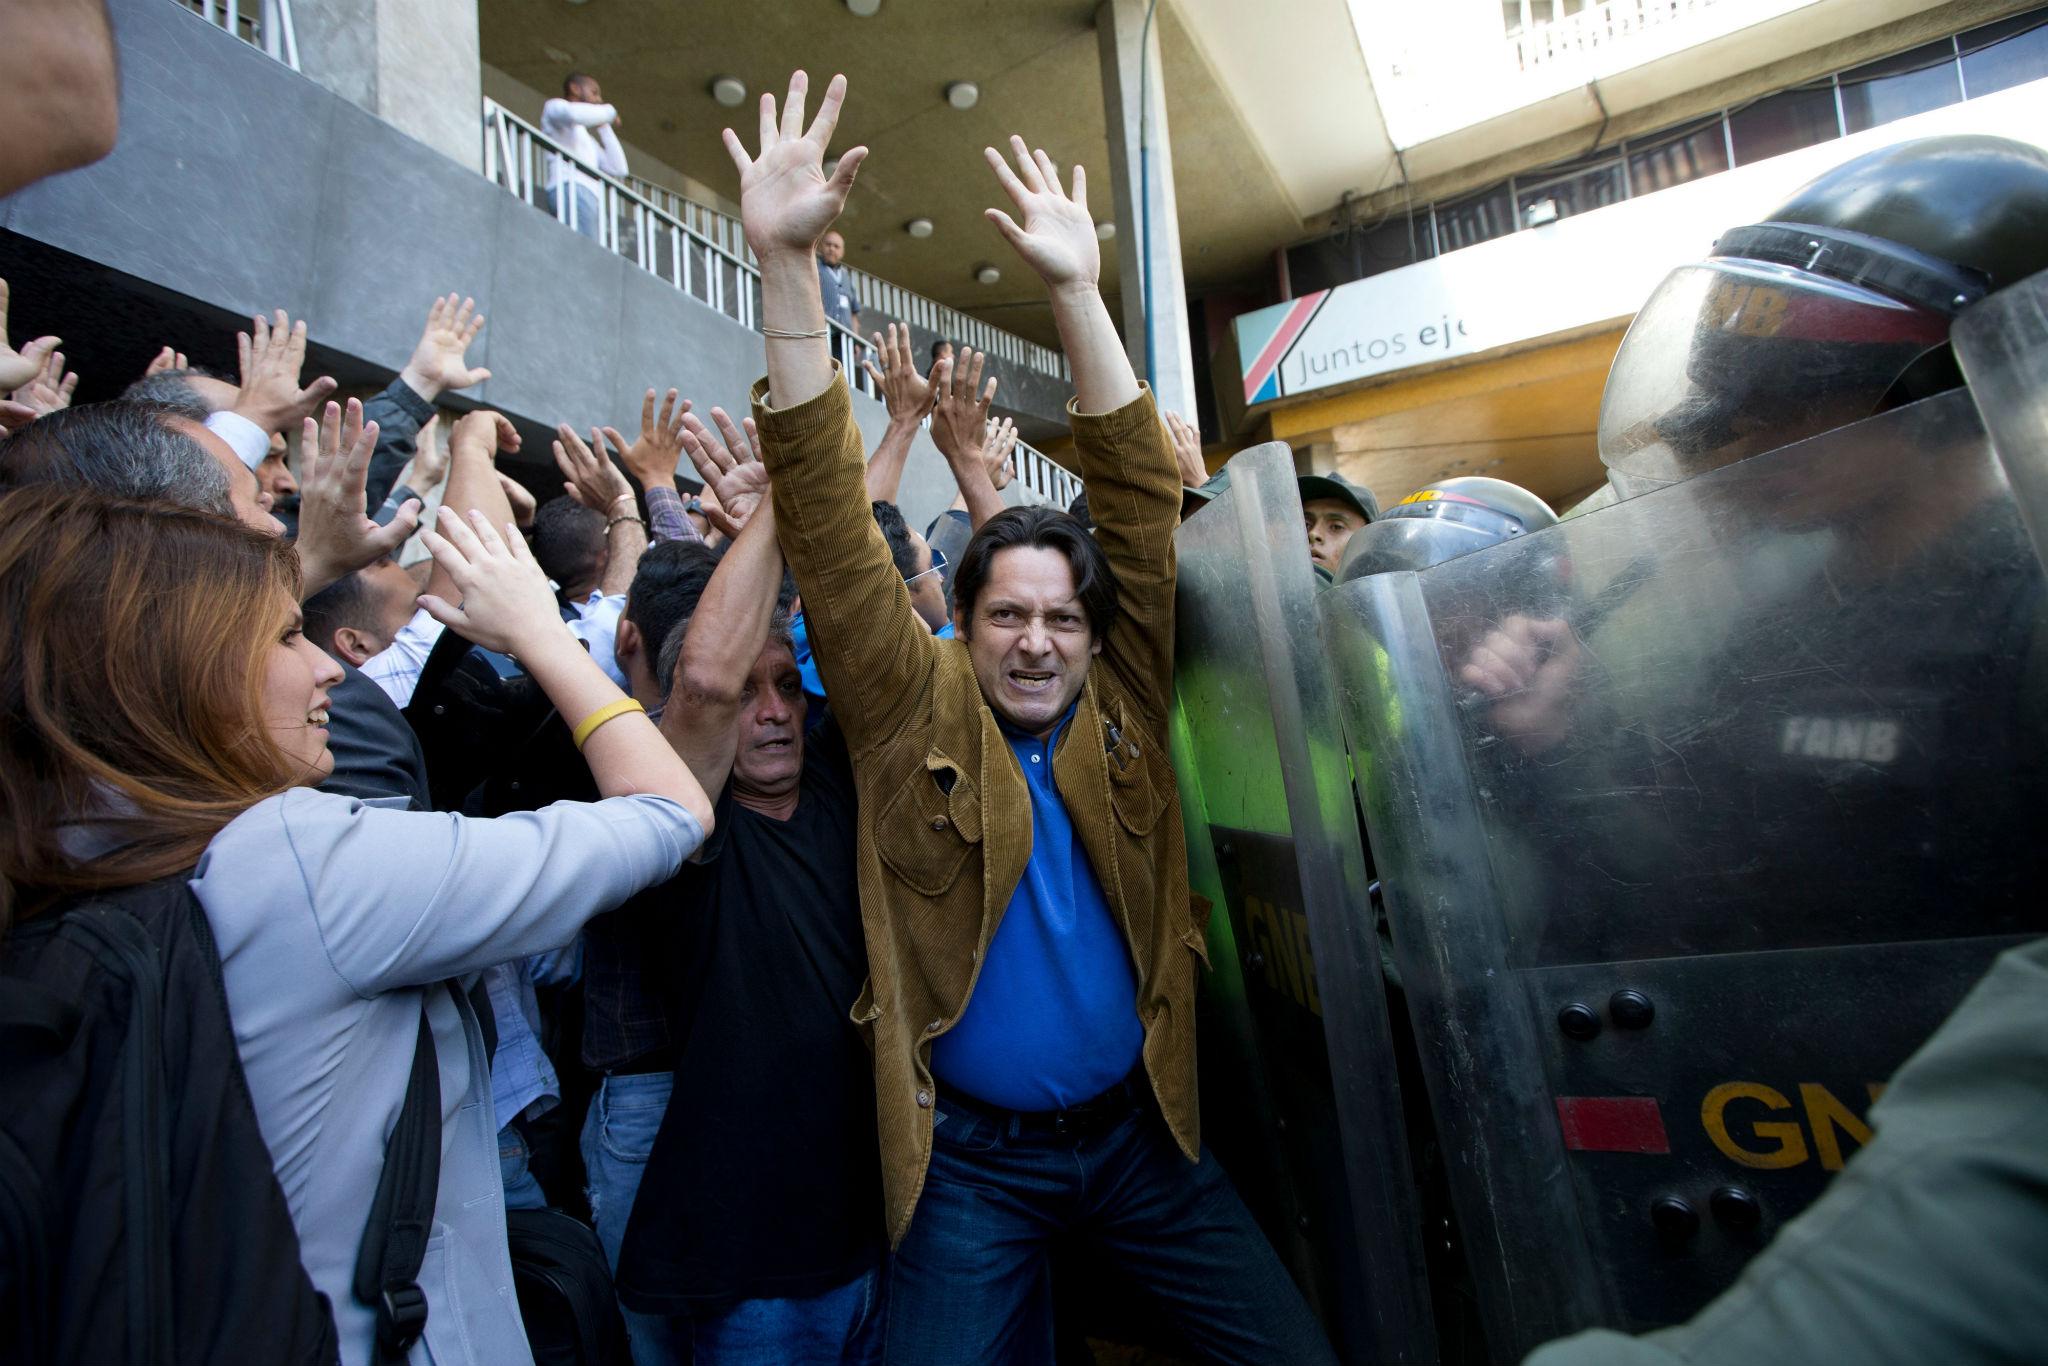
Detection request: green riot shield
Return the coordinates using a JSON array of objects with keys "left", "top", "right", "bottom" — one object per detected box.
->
[
  {"left": 1171, "top": 442, "right": 1437, "bottom": 1365},
  {"left": 1321, "top": 385, "right": 2048, "bottom": 1361}
]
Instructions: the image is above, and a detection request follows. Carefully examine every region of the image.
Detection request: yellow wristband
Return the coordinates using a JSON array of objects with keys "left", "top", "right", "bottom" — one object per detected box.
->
[{"left": 571, "top": 697, "right": 647, "bottom": 751}]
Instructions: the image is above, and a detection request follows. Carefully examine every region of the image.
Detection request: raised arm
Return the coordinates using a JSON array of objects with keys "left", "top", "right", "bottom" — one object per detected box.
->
[
  {"left": 984, "top": 135, "right": 1178, "bottom": 723},
  {"left": 364, "top": 293, "right": 491, "bottom": 509},
  {"left": 859, "top": 322, "right": 932, "bottom": 503},
  {"left": 426, "top": 409, "right": 520, "bottom": 608},
  {"left": 727, "top": 71, "right": 933, "bottom": 753},
  {"left": 545, "top": 97, "right": 620, "bottom": 129},
  {"left": 554, "top": 424, "right": 647, "bottom": 598},
  {"left": 663, "top": 419, "right": 784, "bottom": 801},
  {"left": 294, "top": 398, "right": 420, "bottom": 599},
  {"left": 928, "top": 349, "right": 1007, "bottom": 531}
]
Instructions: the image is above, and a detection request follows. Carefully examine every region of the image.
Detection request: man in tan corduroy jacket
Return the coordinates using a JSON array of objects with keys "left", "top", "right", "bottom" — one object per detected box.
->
[{"left": 726, "top": 69, "right": 1334, "bottom": 1366}]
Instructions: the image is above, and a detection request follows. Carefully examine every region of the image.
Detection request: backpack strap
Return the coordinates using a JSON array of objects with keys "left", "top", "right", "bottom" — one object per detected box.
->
[{"left": 352, "top": 996, "right": 443, "bottom": 1363}]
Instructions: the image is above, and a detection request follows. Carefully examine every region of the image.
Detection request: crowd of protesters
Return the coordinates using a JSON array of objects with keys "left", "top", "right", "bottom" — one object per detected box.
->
[{"left": 0, "top": 44, "right": 1345, "bottom": 1366}]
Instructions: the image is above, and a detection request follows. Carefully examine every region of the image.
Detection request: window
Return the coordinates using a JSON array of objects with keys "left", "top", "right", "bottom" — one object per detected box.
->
[
  {"left": 1838, "top": 41, "right": 1962, "bottom": 133},
  {"left": 1727, "top": 84, "right": 1840, "bottom": 165},
  {"left": 1285, "top": 213, "right": 1431, "bottom": 293},
  {"left": 1433, "top": 186, "right": 1516, "bottom": 254},
  {"left": 1959, "top": 10, "right": 2048, "bottom": 97},
  {"left": 1517, "top": 158, "right": 1626, "bottom": 225},
  {"left": 1626, "top": 116, "right": 1731, "bottom": 194}
]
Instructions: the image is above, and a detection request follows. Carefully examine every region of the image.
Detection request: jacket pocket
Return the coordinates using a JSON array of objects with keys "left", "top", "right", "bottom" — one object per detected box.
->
[
  {"left": 876, "top": 752, "right": 981, "bottom": 896},
  {"left": 1108, "top": 727, "right": 1172, "bottom": 837}
]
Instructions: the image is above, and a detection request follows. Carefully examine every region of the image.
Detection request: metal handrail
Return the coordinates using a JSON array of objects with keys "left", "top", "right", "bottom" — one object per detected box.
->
[
  {"left": 184, "top": 0, "right": 298, "bottom": 68},
  {"left": 1512, "top": 0, "right": 1722, "bottom": 71},
  {"left": 619, "top": 173, "right": 1069, "bottom": 382},
  {"left": 484, "top": 100, "right": 878, "bottom": 398}
]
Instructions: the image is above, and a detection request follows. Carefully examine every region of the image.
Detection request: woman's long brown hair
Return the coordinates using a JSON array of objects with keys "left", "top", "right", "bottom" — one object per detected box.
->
[{"left": 0, "top": 484, "right": 306, "bottom": 930}]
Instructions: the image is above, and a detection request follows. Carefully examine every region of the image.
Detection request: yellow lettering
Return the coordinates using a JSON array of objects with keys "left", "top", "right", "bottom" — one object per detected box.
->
[
  {"left": 1702, "top": 1082, "right": 1810, "bottom": 1169},
  {"left": 1290, "top": 909, "right": 1323, "bottom": 1017},
  {"left": 1800, "top": 1083, "right": 1874, "bottom": 1171}
]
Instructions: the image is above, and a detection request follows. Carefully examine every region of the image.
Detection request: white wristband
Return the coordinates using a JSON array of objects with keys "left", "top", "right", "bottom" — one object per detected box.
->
[{"left": 204, "top": 410, "right": 271, "bottom": 471}]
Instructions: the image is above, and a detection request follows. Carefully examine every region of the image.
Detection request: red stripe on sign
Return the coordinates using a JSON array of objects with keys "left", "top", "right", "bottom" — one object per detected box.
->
[{"left": 1556, "top": 1097, "right": 1670, "bottom": 1154}]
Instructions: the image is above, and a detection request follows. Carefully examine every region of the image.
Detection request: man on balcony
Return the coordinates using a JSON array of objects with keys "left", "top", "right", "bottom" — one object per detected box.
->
[{"left": 542, "top": 73, "right": 628, "bottom": 243}]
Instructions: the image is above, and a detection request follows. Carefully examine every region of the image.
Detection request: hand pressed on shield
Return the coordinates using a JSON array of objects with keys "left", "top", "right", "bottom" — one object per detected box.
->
[
  {"left": 416, "top": 505, "right": 567, "bottom": 658},
  {"left": 1459, "top": 613, "right": 1581, "bottom": 755},
  {"left": 679, "top": 407, "right": 769, "bottom": 540},
  {"left": 296, "top": 398, "right": 420, "bottom": 599},
  {"left": 232, "top": 311, "right": 338, "bottom": 436}
]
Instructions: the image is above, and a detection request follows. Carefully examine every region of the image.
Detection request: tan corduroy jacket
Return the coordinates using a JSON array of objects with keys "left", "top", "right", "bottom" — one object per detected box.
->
[{"left": 752, "top": 373, "right": 1203, "bottom": 1247}]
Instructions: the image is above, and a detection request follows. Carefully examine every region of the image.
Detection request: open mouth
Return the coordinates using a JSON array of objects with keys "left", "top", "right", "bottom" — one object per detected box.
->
[
  {"left": 756, "top": 736, "right": 793, "bottom": 752},
  {"left": 1008, "top": 670, "right": 1057, "bottom": 694},
  {"left": 306, "top": 707, "right": 330, "bottom": 728}
]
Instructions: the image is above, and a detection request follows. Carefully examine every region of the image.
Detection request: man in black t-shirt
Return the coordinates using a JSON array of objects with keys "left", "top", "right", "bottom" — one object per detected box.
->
[{"left": 612, "top": 424, "right": 885, "bottom": 1365}]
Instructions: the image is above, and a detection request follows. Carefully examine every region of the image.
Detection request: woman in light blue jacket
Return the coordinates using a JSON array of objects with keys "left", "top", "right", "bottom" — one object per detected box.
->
[{"left": 0, "top": 487, "right": 713, "bottom": 1365}]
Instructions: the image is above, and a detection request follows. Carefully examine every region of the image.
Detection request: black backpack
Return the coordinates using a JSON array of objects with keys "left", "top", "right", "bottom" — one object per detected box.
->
[
  {"left": 0, "top": 879, "right": 340, "bottom": 1366},
  {"left": 507, "top": 1207, "right": 632, "bottom": 1366}
]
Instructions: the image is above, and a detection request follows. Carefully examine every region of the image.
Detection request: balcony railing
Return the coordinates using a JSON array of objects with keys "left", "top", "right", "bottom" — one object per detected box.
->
[
  {"left": 619, "top": 174, "right": 1070, "bottom": 382},
  {"left": 181, "top": 0, "right": 297, "bottom": 69}
]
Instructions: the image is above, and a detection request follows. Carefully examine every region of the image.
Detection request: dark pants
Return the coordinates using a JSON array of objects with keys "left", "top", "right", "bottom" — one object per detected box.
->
[{"left": 882, "top": 1089, "right": 1337, "bottom": 1366}]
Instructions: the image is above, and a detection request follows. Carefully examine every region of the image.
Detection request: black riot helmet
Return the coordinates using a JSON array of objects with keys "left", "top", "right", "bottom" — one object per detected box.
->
[
  {"left": 1337, "top": 476, "right": 1557, "bottom": 582},
  {"left": 1599, "top": 135, "right": 2048, "bottom": 498}
]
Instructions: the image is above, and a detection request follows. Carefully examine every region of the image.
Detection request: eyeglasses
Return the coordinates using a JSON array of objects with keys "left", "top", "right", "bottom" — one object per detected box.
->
[{"left": 904, "top": 544, "right": 947, "bottom": 589}]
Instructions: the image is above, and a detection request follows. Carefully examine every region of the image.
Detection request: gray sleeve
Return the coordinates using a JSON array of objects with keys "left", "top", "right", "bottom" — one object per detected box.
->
[
  {"left": 273, "top": 790, "right": 703, "bottom": 996},
  {"left": 360, "top": 377, "right": 437, "bottom": 513}
]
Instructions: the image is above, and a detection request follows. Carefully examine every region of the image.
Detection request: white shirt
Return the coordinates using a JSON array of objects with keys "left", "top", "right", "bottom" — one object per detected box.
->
[
  {"left": 363, "top": 606, "right": 446, "bottom": 709},
  {"left": 540, "top": 98, "right": 627, "bottom": 192},
  {"left": 569, "top": 590, "right": 629, "bottom": 689}
]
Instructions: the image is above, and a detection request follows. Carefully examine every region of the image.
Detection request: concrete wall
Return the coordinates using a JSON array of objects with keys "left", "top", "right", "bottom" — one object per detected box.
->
[{"left": 0, "top": 0, "right": 970, "bottom": 531}]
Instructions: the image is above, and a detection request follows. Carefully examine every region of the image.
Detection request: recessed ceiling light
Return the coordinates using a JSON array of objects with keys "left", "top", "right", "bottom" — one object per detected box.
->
[
  {"left": 543, "top": 45, "right": 574, "bottom": 63},
  {"left": 906, "top": 218, "right": 934, "bottom": 238},
  {"left": 946, "top": 82, "right": 979, "bottom": 110},
  {"left": 1096, "top": 221, "right": 1117, "bottom": 241},
  {"left": 975, "top": 264, "right": 1001, "bottom": 285},
  {"left": 710, "top": 76, "right": 747, "bottom": 107},
  {"left": 846, "top": 0, "right": 881, "bottom": 14}
]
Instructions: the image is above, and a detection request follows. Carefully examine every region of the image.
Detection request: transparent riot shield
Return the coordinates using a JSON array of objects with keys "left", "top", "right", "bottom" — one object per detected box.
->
[
  {"left": 1173, "top": 442, "right": 1438, "bottom": 1365},
  {"left": 1956, "top": 266, "right": 2048, "bottom": 577},
  {"left": 1321, "top": 386, "right": 2048, "bottom": 1360}
]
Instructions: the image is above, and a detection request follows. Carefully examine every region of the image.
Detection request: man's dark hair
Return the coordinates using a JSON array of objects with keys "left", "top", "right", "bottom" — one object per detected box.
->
[
  {"left": 1067, "top": 489, "right": 1092, "bottom": 530},
  {"left": 0, "top": 401, "right": 234, "bottom": 517},
  {"left": 120, "top": 367, "right": 233, "bottom": 421},
  {"left": 625, "top": 540, "right": 721, "bottom": 695},
  {"left": 871, "top": 500, "right": 919, "bottom": 582},
  {"left": 929, "top": 340, "right": 952, "bottom": 365},
  {"left": 563, "top": 72, "right": 595, "bottom": 96},
  {"left": 300, "top": 561, "right": 382, "bottom": 656},
  {"left": 953, "top": 505, "right": 1118, "bottom": 642},
  {"left": 532, "top": 496, "right": 606, "bottom": 597}
]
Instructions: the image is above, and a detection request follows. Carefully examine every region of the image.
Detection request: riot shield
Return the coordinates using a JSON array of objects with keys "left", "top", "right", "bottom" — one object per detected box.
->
[
  {"left": 1172, "top": 442, "right": 1437, "bottom": 1365},
  {"left": 1956, "top": 266, "right": 2048, "bottom": 577},
  {"left": 1321, "top": 386, "right": 2048, "bottom": 1360}
]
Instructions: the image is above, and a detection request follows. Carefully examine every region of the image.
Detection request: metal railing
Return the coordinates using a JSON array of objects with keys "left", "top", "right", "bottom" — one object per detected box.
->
[
  {"left": 1511, "top": 0, "right": 1730, "bottom": 72},
  {"left": 182, "top": 0, "right": 298, "bottom": 69},
  {"left": 484, "top": 100, "right": 879, "bottom": 398},
  {"left": 619, "top": 174, "right": 1069, "bottom": 382},
  {"left": 1011, "top": 444, "right": 1082, "bottom": 510}
]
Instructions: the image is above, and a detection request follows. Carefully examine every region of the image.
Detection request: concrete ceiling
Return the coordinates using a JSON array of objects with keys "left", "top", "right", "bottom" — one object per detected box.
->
[{"left": 479, "top": 0, "right": 1316, "bottom": 348}]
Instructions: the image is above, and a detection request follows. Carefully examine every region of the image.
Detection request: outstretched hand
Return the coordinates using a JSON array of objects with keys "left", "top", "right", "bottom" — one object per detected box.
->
[
  {"left": 679, "top": 406, "right": 769, "bottom": 539},
  {"left": 0, "top": 279, "right": 61, "bottom": 395},
  {"left": 723, "top": 70, "right": 867, "bottom": 261},
  {"left": 234, "top": 310, "right": 338, "bottom": 435},
  {"left": 12, "top": 346, "right": 77, "bottom": 416},
  {"left": 553, "top": 424, "right": 636, "bottom": 516},
  {"left": 984, "top": 136, "right": 1098, "bottom": 292},
  {"left": 862, "top": 323, "right": 934, "bottom": 423},
  {"left": 929, "top": 349, "right": 997, "bottom": 468},
  {"left": 985, "top": 416, "right": 1019, "bottom": 491},
  {"left": 296, "top": 398, "right": 420, "bottom": 597},
  {"left": 616, "top": 387, "right": 692, "bottom": 490},
  {"left": 416, "top": 505, "right": 566, "bottom": 657},
  {"left": 144, "top": 346, "right": 188, "bottom": 377},
  {"left": 1165, "top": 411, "right": 1207, "bottom": 489},
  {"left": 401, "top": 293, "right": 490, "bottom": 400}
]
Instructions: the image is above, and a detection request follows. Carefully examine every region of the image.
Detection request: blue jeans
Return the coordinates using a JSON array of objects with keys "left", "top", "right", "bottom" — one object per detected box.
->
[
  {"left": 549, "top": 182, "right": 601, "bottom": 241},
  {"left": 498, "top": 1122, "right": 548, "bottom": 1212},
  {"left": 683, "top": 1265, "right": 885, "bottom": 1366},
  {"left": 882, "top": 1093, "right": 1336, "bottom": 1366},
  {"left": 582, "top": 1072, "right": 688, "bottom": 1366}
]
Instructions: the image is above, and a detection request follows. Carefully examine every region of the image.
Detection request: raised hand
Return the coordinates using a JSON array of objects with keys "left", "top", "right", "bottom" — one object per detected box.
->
[
  {"left": 296, "top": 398, "right": 420, "bottom": 597},
  {"left": 929, "top": 349, "right": 997, "bottom": 468},
  {"left": 0, "top": 280, "right": 60, "bottom": 394},
  {"left": 553, "top": 423, "right": 636, "bottom": 516},
  {"left": 416, "top": 505, "right": 566, "bottom": 657},
  {"left": 722, "top": 70, "right": 867, "bottom": 262},
  {"left": 12, "top": 347, "right": 77, "bottom": 416},
  {"left": 233, "top": 310, "right": 338, "bottom": 435},
  {"left": 1164, "top": 410, "right": 1207, "bottom": 488},
  {"left": 144, "top": 346, "right": 189, "bottom": 377},
  {"left": 497, "top": 470, "right": 538, "bottom": 528},
  {"left": 0, "top": 398, "right": 39, "bottom": 437},
  {"left": 983, "top": 136, "right": 1098, "bottom": 292},
  {"left": 400, "top": 293, "right": 491, "bottom": 400},
  {"left": 679, "top": 406, "right": 770, "bottom": 539},
  {"left": 408, "top": 413, "right": 451, "bottom": 492},
  {"left": 861, "top": 323, "right": 934, "bottom": 423},
  {"left": 450, "top": 408, "right": 521, "bottom": 464},
  {"left": 985, "top": 416, "right": 1019, "bottom": 491},
  {"left": 615, "top": 387, "right": 692, "bottom": 490}
]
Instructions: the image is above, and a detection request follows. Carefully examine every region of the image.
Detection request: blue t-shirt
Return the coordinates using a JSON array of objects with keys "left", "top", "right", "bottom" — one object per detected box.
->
[
  {"left": 792, "top": 612, "right": 951, "bottom": 714},
  {"left": 930, "top": 707, "right": 1144, "bottom": 1110}
]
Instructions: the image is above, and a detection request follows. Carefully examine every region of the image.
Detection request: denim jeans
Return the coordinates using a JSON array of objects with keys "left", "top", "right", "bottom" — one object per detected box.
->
[
  {"left": 548, "top": 182, "right": 602, "bottom": 241},
  {"left": 498, "top": 1121, "right": 548, "bottom": 1212},
  {"left": 582, "top": 1072, "right": 688, "bottom": 1366},
  {"left": 882, "top": 1094, "right": 1337, "bottom": 1366},
  {"left": 682, "top": 1264, "right": 885, "bottom": 1366}
]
